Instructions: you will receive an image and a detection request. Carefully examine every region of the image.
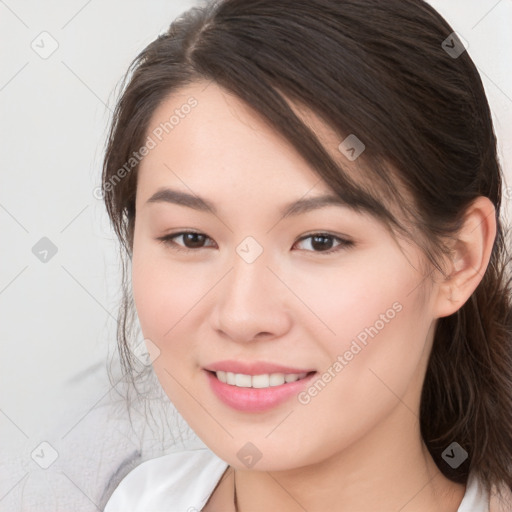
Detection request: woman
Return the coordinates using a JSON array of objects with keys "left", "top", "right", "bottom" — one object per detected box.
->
[{"left": 101, "top": 0, "right": 512, "bottom": 510}]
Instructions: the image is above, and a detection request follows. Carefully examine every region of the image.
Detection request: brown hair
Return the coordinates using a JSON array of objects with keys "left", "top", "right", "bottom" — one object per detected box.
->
[{"left": 102, "top": 0, "right": 512, "bottom": 502}]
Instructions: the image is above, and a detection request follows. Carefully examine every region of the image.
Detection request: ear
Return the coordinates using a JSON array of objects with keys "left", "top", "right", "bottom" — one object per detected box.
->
[{"left": 433, "top": 196, "right": 497, "bottom": 319}]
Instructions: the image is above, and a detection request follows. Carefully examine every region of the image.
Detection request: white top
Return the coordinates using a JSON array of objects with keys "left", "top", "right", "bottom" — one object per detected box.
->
[{"left": 103, "top": 447, "right": 489, "bottom": 512}]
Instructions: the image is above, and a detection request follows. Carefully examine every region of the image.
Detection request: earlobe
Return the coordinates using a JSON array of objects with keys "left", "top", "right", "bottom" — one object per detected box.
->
[{"left": 433, "top": 196, "right": 497, "bottom": 319}]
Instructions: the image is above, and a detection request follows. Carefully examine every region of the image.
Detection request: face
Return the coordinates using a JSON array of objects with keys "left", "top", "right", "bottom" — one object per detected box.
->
[{"left": 131, "top": 81, "right": 439, "bottom": 471}]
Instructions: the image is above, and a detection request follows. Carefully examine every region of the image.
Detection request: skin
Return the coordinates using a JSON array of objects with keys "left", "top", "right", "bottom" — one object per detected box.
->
[{"left": 131, "top": 81, "right": 496, "bottom": 511}]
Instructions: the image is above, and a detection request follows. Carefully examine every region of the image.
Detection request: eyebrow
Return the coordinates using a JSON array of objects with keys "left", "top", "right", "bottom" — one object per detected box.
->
[{"left": 145, "top": 187, "right": 355, "bottom": 218}]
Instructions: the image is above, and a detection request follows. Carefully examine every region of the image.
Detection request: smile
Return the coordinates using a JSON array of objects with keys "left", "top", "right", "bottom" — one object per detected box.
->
[
  {"left": 213, "top": 370, "right": 310, "bottom": 388},
  {"left": 205, "top": 369, "right": 317, "bottom": 412}
]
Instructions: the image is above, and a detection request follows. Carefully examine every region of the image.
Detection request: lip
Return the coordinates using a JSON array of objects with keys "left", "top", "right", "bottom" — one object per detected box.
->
[
  {"left": 204, "top": 360, "right": 316, "bottom": 376},
  {"left": 204, "top": 368, "right": 317, "bottom": 413}
]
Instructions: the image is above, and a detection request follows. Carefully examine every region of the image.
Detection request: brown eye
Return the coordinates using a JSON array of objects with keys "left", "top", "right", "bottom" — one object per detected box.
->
[
  {"left": 180, "top": 232, "right": 208, "bottom": 248},
  {"left": 294, "top": 233, "right": 354, "bottom": 254},
  {"left": 157, "top": 231, "right": 216, "bottom": 252},
  {"left": 156, "top": 231, "right": 353, "bottom": 255}
]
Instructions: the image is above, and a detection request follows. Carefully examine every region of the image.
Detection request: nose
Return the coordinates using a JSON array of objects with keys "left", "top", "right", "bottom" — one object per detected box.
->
[{"left": 210, "top": 253, "right": 293, "bottom": 343}]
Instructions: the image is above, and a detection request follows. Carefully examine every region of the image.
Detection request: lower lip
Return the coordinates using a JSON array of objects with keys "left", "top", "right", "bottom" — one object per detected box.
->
[{"left": 205, "top": 370, "right": 317, "bottom": 413}]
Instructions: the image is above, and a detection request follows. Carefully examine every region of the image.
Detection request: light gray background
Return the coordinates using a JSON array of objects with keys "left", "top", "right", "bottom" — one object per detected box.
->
[{"left": 1, "top": 1, "right": 511, "bottom": 511}]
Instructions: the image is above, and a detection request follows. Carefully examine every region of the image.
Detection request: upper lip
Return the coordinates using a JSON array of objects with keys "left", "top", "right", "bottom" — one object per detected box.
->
[{"left": 204, "top": 360, "right": 316, "bottom": 376}]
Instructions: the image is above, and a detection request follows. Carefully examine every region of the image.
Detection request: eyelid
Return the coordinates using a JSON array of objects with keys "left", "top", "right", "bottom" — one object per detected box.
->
[
  {"left": 156, "top": 230, "right": 216, "bottom": 252},
  {"left": 293, "top": 232, "right": 354, "bottom": 254},
  {"left": 156, "top": 230, "right": 355, "bottom": 255}
]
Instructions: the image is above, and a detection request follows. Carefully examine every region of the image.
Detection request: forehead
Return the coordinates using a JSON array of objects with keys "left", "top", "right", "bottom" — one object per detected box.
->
[
  {"left": 137, "top": 81, "right": 358, "bottom": 203},
  {"left": 135, "top": 80, "right": 414, "bottom": 239}
]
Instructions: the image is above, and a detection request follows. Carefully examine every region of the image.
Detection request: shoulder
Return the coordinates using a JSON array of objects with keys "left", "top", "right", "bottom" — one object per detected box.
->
[
  {"left": 458, "top": 471, "right": 512, "bottom": 512},
  {"left": 457, "top": 471, "right": 489, "bottom": 512},
  {"left": 103, "top": 446, "right": 229, "bottom": 512}
]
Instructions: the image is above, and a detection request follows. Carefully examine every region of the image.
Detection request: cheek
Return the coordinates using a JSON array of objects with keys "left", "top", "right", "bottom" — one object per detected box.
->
[
  {"left": 288, "top": 247, "right": 422, "bottom": 344},
  {"left": 292, "top": 248, "right": 431, "bottom": 399},
  {"left": 289, "top": 285, "right": 430, "bottom": 457},
  {"left": 131, "top": 242, "right": 217, "bottom": 350}
]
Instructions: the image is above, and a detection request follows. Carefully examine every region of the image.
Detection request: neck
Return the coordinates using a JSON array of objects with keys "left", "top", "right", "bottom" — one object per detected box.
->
[{"left": 231, "top": 406, "right": 465, "bottom": 512}]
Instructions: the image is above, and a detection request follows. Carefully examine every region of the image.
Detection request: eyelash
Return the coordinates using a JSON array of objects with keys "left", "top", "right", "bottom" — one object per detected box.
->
[{"left": 156, "top": 231, "right": 354, "bottom": 255}]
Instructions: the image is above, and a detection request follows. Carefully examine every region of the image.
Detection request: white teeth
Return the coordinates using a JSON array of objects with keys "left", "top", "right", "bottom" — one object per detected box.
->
[
  {"left": 214, "top": 371, "right": 308, "bottom": 388},
  {"left": 252, "top": 374, "right": 270, "bottom": 388},
  {"left": 235, "top": 373, "right": 252, "bottom": 387},
  {"left": 269, "top": 373, "right": 285, "bottom": 386}
]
